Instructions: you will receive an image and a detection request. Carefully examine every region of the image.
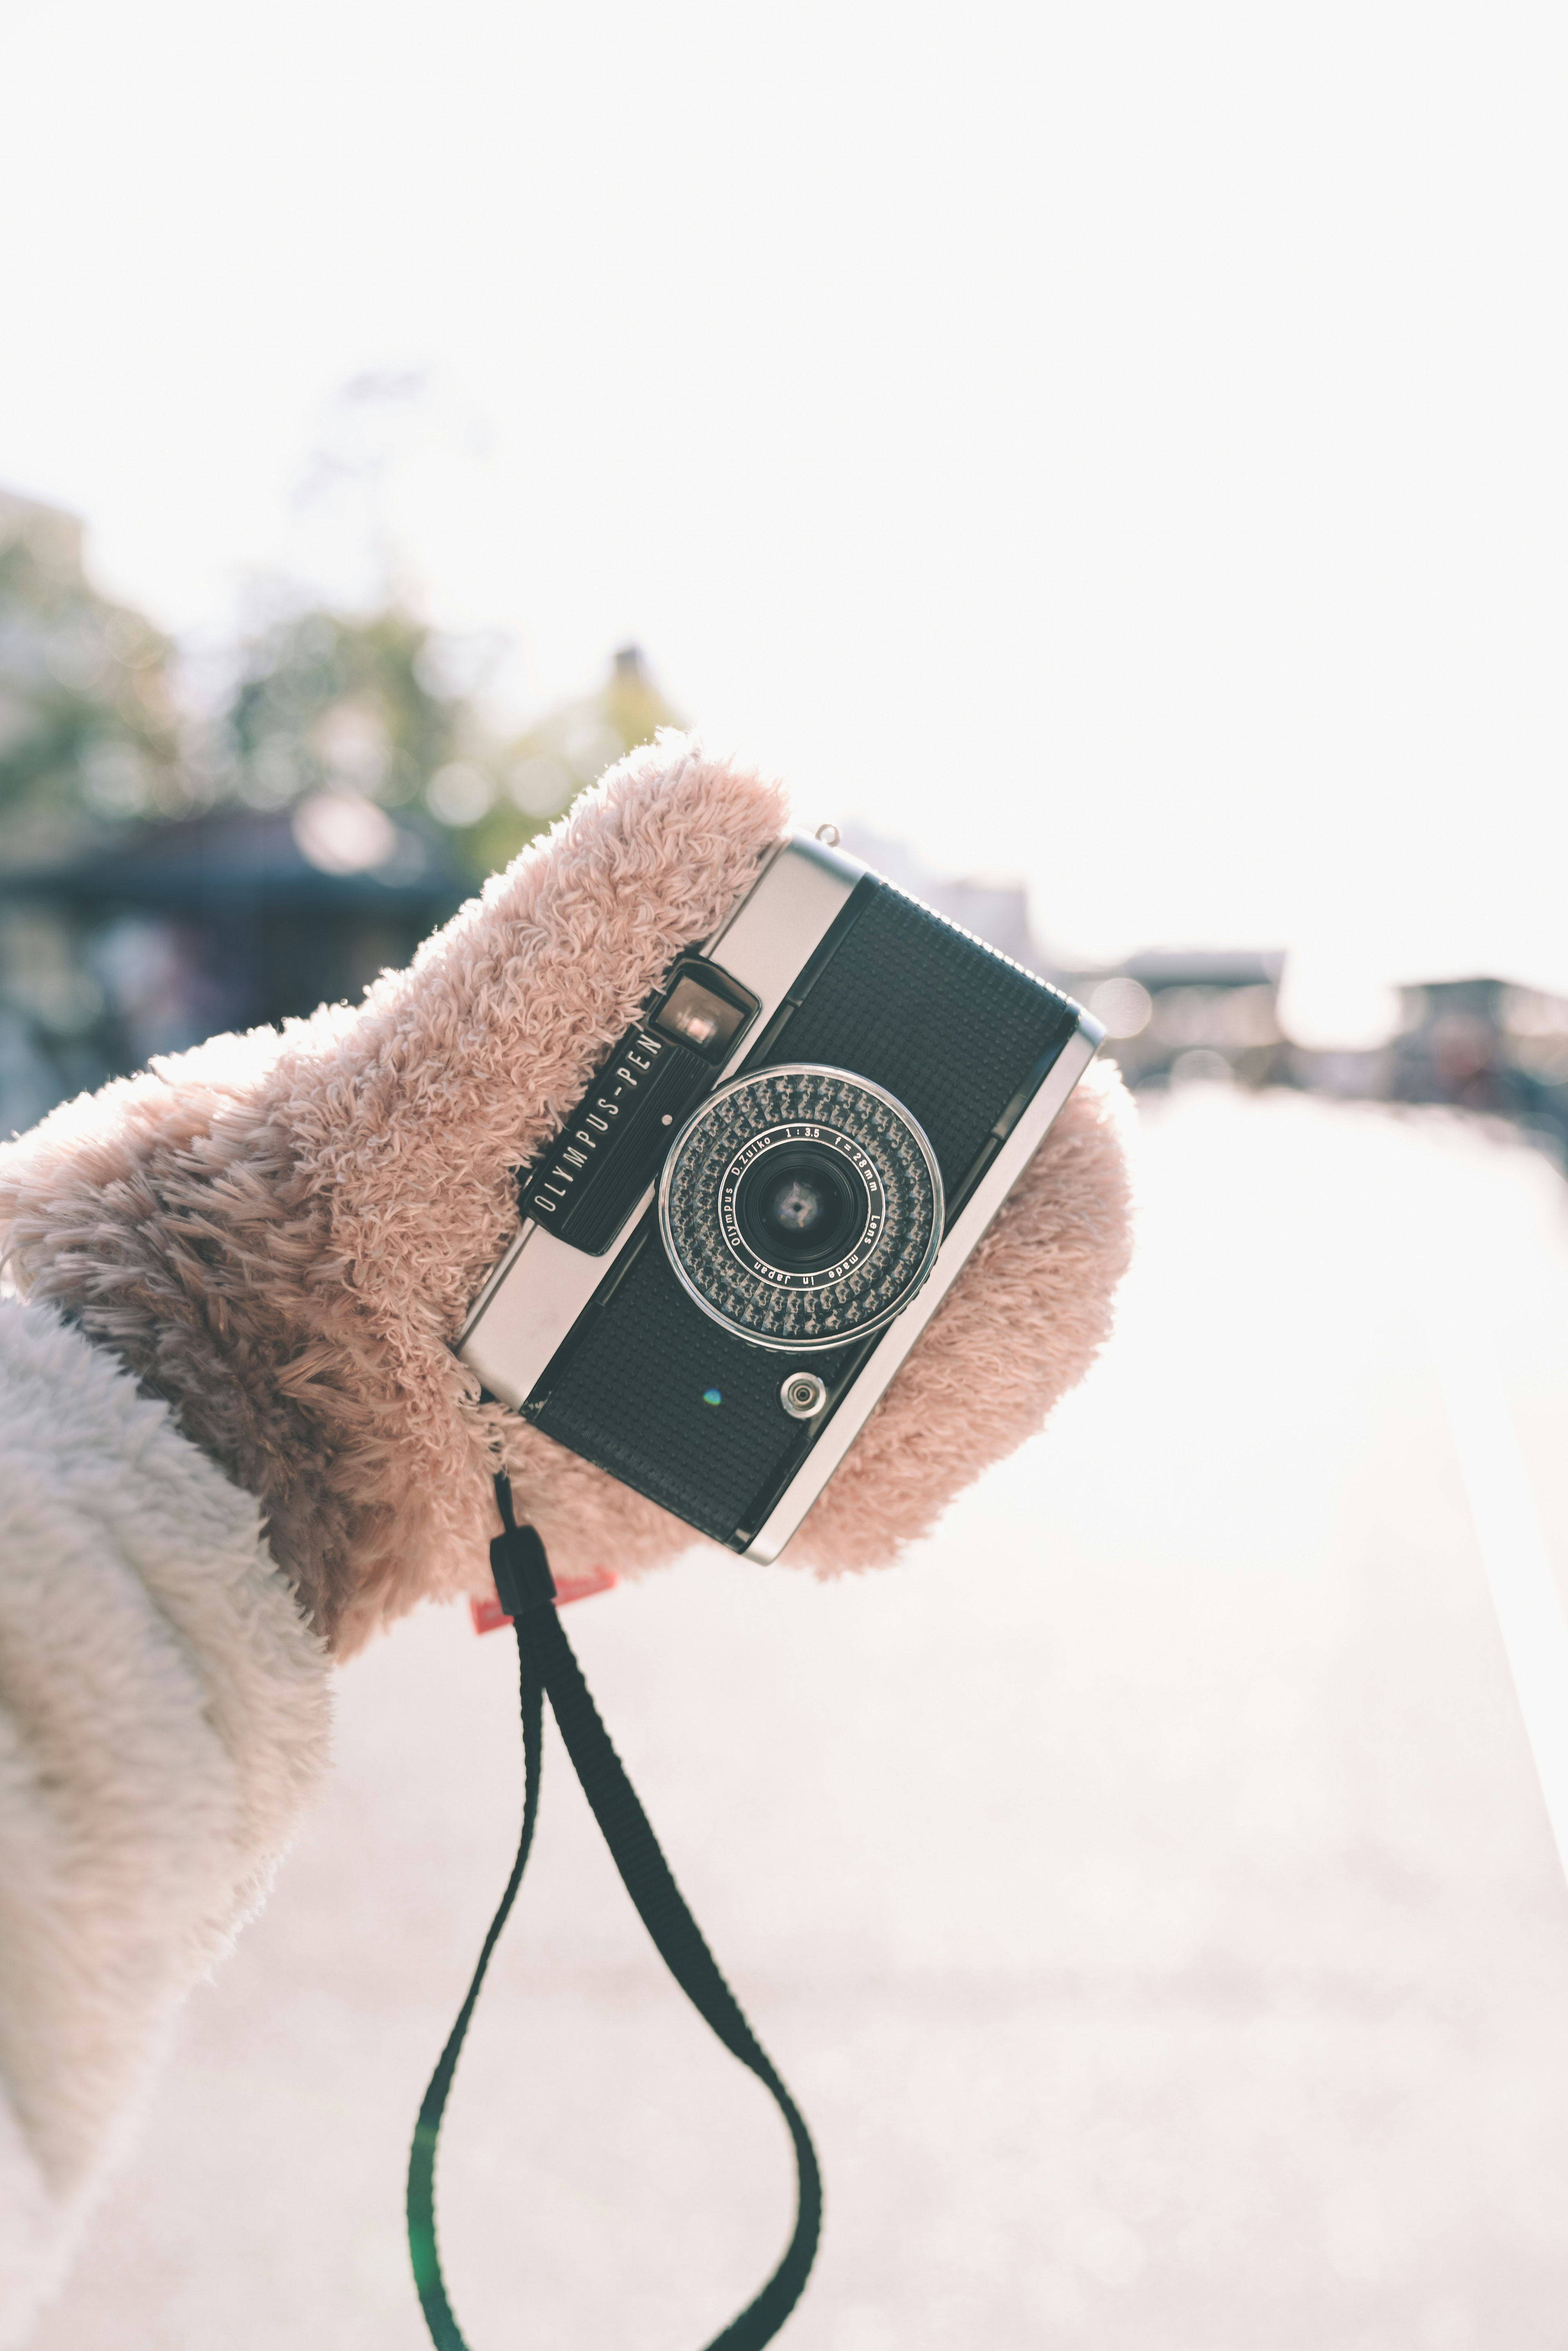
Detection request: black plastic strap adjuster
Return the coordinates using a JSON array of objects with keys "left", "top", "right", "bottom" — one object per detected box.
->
[
  {"left": 489, "top": 1524, "right": 555, "bottom": 1620},
  {"left": 489, "top": 1470, "right": 557, "bottom": 1620}
]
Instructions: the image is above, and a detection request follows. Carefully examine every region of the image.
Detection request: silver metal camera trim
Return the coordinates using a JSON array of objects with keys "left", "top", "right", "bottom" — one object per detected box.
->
[
  {"left": 456, "top": 833, "right": 866, "bottom": 1408},
  {"left": 656, "top": 1063, "right": 945, "bottom": 1356},
  {"left": 743, "top": 1016, "right": 1102, "bottom": 1563}
]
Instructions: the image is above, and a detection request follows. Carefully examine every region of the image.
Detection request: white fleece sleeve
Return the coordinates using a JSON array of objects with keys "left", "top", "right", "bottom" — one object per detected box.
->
[{"left": 0, "top": 1298, "right": 332, "bottom": 2347}]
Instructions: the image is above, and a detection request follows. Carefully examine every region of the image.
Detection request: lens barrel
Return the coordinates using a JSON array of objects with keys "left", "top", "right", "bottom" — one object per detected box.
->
[
  {"left": 657, "top": 1065, "right": 944, "bottom": 1353},
  {"left": 736, "top": 1141, "right": 864, "bottom": 1270}
]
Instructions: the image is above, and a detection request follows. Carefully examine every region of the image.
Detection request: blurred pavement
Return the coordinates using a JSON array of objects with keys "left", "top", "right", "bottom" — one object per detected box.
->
[{"left": 33, "top": 1088, "right": 1568, "bottom": 2351}]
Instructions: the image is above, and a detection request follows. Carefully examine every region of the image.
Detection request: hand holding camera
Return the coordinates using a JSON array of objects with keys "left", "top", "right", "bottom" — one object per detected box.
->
[
  {"left": 461, "top": 816, "right": 1121, "bottom": 1566},
  {"left": 0, "top": 734, "right": 1132, "bottom": 2341},
  {"left": 1, "top": 735, "right": 1131, "bottom": 1645}
]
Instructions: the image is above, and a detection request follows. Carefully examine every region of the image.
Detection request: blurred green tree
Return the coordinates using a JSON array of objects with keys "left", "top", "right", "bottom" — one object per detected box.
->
[
  {"left": 0, "top": 488, "right": 186, "bottom": 862},
  {"left": 220, "top": 604, "right": 467, "bottom": 810},
  {"left": 218, "top": 616, "right": 682, "bottom": 882},
  {"left": 466, "top": 644, "right": 684, "bottom": 878},
  {"left": 1, "top": 484, "right": 685, "bottom": 887}
]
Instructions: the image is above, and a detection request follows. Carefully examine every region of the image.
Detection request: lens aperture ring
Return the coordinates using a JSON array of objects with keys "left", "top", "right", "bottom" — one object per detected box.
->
[
  {"left": 659, "top": 1065, "right": 943, "bottom": 1353},
  {"left": 720, "top": 1124, "right": 880, "bottom": 1287}
]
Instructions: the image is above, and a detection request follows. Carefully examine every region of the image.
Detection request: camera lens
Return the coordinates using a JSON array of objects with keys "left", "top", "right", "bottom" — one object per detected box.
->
[
  {"left": 737, "top": 1143, "right": 864, "bottom": 1271},
  {"left": 657, "top": 1064, "right": 944, "bottom": 1353},
  {"left": 760, "top": 1170, "right": 834, "bottom": 1244}
]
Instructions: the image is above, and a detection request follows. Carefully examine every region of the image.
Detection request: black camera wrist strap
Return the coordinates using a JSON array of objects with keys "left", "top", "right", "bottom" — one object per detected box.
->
[{"left": 406, "top": 1473, "right": 823, "bottom": 2351}]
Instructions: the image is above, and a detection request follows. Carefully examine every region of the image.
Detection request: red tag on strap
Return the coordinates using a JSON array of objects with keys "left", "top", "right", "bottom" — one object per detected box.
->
[{"left": 470, "top": 1566, "right": 617, "bottom": 1635}]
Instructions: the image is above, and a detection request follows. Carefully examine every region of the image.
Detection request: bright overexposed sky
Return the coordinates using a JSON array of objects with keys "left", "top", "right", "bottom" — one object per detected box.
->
[{"left": 1, "top": 2, "right": 1564, "bottom": 994}]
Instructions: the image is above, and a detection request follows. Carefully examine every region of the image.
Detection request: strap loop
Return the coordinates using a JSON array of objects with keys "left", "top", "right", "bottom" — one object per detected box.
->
[
  {"left": 488, "top": 1522, "right": 555, "bottom": 1618},
  {"left": 407, "top": 1475, "right": 822, "bottom": 2351}
]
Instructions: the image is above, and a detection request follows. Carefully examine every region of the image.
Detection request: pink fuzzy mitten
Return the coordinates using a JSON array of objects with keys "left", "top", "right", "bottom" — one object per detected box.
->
[
  {"left": 0, "top": 733, "right": 1134, "bottom": 2330},
  {"left": 0, "top": 734, "right": 1133, "bottom": 1659}
]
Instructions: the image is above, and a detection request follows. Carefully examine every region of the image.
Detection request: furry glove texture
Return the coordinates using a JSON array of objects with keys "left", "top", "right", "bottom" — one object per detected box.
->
[{"left": 0, "top": 734, "right": 1134, "bottom": 1660}]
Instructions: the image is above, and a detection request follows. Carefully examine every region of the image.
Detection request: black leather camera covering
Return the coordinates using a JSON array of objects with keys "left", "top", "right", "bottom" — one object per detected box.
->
[{"left": 525, "top": 882, "right": 1079, "bottom": 1548}]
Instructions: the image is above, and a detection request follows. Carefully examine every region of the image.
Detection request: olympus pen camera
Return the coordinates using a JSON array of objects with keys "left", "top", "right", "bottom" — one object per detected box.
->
[{"left": 458, "top": 835, "right": 1104, "bottom": 1560}]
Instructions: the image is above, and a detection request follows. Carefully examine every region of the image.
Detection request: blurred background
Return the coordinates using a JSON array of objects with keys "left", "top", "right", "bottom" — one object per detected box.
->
[{"left": 4, "top": 4, "right": 1568, "bottom": 2347}]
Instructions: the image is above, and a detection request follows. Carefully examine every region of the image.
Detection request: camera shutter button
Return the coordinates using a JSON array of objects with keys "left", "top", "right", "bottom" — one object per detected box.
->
[{"left": 780, "top": 1373, "right": 828, "bottom": 1420}]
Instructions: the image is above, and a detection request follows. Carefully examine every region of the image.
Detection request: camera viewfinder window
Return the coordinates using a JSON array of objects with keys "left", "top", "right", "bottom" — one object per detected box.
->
[{"left": 653, "top": 975, "right": 750, "bottom": 1060}]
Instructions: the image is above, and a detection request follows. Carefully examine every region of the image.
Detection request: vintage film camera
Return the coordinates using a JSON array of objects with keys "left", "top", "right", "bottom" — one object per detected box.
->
[{"left": 458, "top": 833, "right": 1104, "bottom": 1560}]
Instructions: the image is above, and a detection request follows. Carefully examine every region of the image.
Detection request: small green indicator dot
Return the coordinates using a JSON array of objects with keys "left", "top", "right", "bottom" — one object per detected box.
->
[{"left": 702, "top": 1387, "right": 723, "bottom": 1407}]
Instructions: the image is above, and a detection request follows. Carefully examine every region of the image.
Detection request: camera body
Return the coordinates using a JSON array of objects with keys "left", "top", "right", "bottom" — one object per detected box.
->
[{"left": 458, "top": 834, "right": 1102, "bottom": 1560}]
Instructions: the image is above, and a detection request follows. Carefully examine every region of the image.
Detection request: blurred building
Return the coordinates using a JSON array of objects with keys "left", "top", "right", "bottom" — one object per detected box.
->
[
  {"left": 838, "top": 830, "right": 1568, "bottom": 1171},
  {"left": 2, "top": 479, "right": 1561, "bottom": 1172},
  {"left": 0, "top": 485, "right": 689, "bottom": 1142},
  {"left": 1387, "top": 977, "right": 1568, "bottom": 1160},
  {"left": 1069, "top": 949, "right": 1288, "bottom": 1092},
  {"left": 842, "top": 829, "right": 1292, "bottom": 1096},
  {"left": 0, "top": 800, "right": 468, "bottom": 1134}
]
